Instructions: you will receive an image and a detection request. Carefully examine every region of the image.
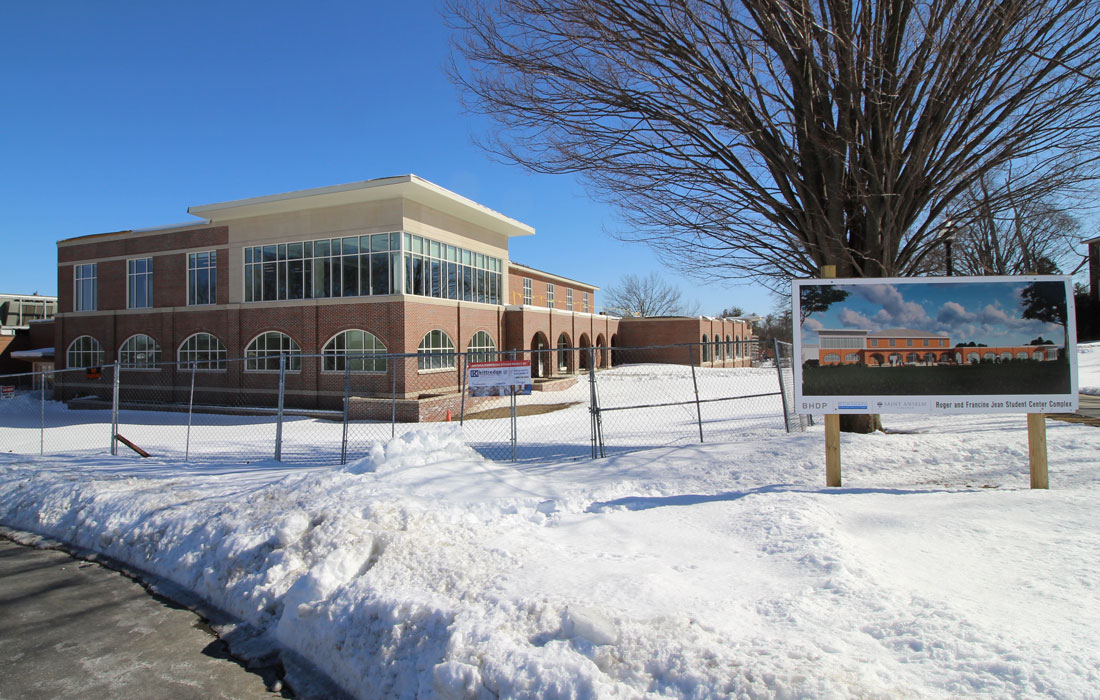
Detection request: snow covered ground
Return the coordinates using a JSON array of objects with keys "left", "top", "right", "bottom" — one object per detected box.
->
[{"left": 0, "top": 344, "right": 1097, "bottom": 699}]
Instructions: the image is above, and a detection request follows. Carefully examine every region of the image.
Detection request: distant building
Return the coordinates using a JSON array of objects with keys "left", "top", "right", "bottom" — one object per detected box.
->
[
  {"left": 0, "top": 293, "right": 57, "bottom": 377},
  {"left": 814, "top": 328, "right": 1058, "bottom": 366}
]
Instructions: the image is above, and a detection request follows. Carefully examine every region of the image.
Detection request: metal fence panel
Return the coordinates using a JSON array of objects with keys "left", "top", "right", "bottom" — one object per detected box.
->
[{"left": 1, "top": 341, "right": 797, "bottom": 466}]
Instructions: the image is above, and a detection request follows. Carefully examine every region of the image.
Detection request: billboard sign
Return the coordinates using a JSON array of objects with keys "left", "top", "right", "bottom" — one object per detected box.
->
[
  {"left": 792, "top": 276, "right": 1077, "bottom": 414},
  {"left": 467, "top": 360, "right": 533, "bottom": 397}
]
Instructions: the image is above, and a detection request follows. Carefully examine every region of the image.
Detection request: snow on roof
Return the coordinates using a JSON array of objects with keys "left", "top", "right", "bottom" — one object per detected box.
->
[{"left": 10, "top": 347, "right": 54, "bottom": 360}]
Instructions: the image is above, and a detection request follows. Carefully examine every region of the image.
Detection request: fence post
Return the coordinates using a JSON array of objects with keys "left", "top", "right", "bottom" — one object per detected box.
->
[
  {"left": 459, "top": 353, "right": 468, "bottom": 425},
  {"left": 39, "top": 370, "right": 46, "bottom": 457},
  {"left": 688, "top": 345, "right": 704, "bottom": 443},
  {"left": 774, "top": 338, "right": 793, "bottom": 433},
  {"left": 185, "top": 364, "right": 196, "bottom": 462},
  {"left": 110, "top": 362, "right": 121, "bottom": 456},
  {"left": 274, "top": 354, "right": 285, "bottom": 461},
  {"left": 588, "top": 347, "right": 600, "bottom": 459},
  {"left": 341, "top": 360, "right": 351, "bottom": 465},
  {"left": 390, "top": 355, "right": 398, "bottom": 439}
]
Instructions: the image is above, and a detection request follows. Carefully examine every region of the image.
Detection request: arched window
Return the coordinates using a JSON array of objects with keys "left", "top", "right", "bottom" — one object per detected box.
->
[
  {"left": 246, "top": 331, "right": 301, "bottom": 371},
  {"left": 1034, "top": 350, "right": 1046, "bottom": 361},
  {"left": 966, "top": 352, "right": 980, "bottom": 364},
  {"left": 701, "top": 334, "right": 710, "bottom": 362},
  {"left": 323, "top": 330, "right": 386, "bottom": 372},
  {"left": 557, "top": 333, "right": 571, "bottom": 373},
  {"left": 714, "top": 335, "right": 722, "bottom": 361},
  {"left": 178, "top": 333, "right": 226, "bottom": 370},
  {"left": 906, "top": 353, "right": 920, "bottom": 364},
  {"left": 67, "top": 335, "right": 103, "bottom": 369},
  {"left": 824, "top": 353, "right": 841, "bottom": 363},
  {"left": 118, "top": 334, "right": 161, "bottom": 368},
  {"left": 982, "top": 352, "right": 996, "bottom": 361},
  {"left": 845, "top": 353, "right": 860, "bottom": 363},
  {"left": 418, "top": 330, "right": 455, "bottom": 371},
  {"left": 1016, "top": 351, "right": 1028, "bottom": 359},
  {"left": 467, "top": 330, "right": 497, "bottom": 364},
  {"left": 726, "top": 335, "right": 733, "bottom": 358}
]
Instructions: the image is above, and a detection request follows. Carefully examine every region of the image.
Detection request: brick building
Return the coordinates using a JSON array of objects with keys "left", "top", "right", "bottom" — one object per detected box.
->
[
  {"left": 53, "top": 176, "right": 753, "bottom": 415},
  {"left": 814, "top": 328, "right": 1060, "bottom": 366}
]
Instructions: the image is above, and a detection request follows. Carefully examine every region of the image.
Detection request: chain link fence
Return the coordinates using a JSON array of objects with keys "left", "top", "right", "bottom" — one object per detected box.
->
[{"left": 0, "top": 341, "right": 804, "bottom": 465}]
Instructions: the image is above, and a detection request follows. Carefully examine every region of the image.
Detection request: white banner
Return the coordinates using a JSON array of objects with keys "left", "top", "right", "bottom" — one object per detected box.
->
[{"left": 467, "top": 361, "right": 533, "bottom": 397}]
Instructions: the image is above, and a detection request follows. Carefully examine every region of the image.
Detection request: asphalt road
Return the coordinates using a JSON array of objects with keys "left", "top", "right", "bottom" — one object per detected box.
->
[{"left": 0, "top": 539, "right": 284, "bottom": 700}]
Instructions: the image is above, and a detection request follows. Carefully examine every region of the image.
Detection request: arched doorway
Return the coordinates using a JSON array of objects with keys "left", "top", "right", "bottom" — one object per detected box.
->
[
  {"left": 610, "top": 334, "right": 620, "bottom": 366},
  {"left": 556, "top": 332, "right": 572, "bottom": 374},
  {"left": 578, "top": 333, "right": 591, "bottom": 371},
  {"left": 531, "top": 332, "right": 550, "bottom": 378},
  {"left": 596, "top": 334, "right": 607, "bottom": 368}
]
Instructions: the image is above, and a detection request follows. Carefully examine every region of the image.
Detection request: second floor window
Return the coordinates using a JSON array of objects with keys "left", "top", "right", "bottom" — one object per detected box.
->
[
  {"left": 188, "top": 252, "right": 217, "bottom": 305},
  {"left": 127, "top": 258, "right": 153, "bottom": 309},
  {"left": 522, "top": 278, "right": 532, "bottom": 305},
  {"left": 583, "top": 292, "right": 589, "bottom": 313},
  {"left": 74, "top": 263, "right": 97, "bottom": 311},
  {"left": 547, "top": 284, "right": 555, "bottom": 308}
]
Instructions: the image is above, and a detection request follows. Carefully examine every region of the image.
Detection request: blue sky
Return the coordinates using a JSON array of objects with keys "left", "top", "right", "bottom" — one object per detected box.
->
[
  {"left": 0, "top": 1, "right": 774, "bottom": 317},
  {"left": 799, "top": 280, "right": 1070, "bottom": 348}
]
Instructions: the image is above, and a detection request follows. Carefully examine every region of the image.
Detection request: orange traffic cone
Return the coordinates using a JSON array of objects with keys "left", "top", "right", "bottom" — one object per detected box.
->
[{"left": 446, "top": 410, "right": 452, "bottom": 422}]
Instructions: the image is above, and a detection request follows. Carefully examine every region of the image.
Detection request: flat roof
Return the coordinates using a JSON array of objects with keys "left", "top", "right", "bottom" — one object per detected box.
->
[
  {"left": 868, "top": 328, "right": 949, "bottom": 338},
  {"left": 509, "top": 262, "right": 599, "bottom": 290},
  {"left": 188, "top": 175, "right": 535, "bottom": 239}
]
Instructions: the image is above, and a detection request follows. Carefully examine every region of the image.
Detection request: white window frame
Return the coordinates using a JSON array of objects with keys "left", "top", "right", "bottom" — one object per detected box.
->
[
  {"left": 417, "top": 330, "right": 456, "bottom": 372},
  {"left": 66, "top": 335, "right": 103, "bottom": 369},
  {"left": 74, "top": 263, "right": 97, "bottom": 311},
  {"left": 546, "top": 284, "right": 555, "bottom": 308},
  {"left": 178, "top": 332, "right": 227, "bottom": 370},
  {"left": 467, "top": 330, "right": 497, "bottom": 364},
  {"left": 118, "top": 333, "right": 161, "bottom": 369},
  {"left": 322, "top": 330, "right": 387, "bottom": 373},
  {"left": 583, "top": 292, "right": 589, "bottom": 313},
  {"left": 566, "top": 289, "right": 573, "bottom": 311},
  {"left": 245, "top": 331, "right": 302, "bottom": 372},
  {"left": 523, "top": 278, "right": 532, "bottom": 305},
  {"left": 127, "top": 257, "right": 153, "bottom": 309}
]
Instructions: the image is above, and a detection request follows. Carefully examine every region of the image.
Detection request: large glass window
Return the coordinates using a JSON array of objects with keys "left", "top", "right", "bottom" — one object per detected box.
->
[
  {"left": 583, "top": 292, "right": 589, "bottom": 313},
  {"left": 244, "top": 233, "right": 401, "bottom": 303},
  {"left": 245, "top": 331, "right": 301, "bottom": 371},
  {"left": 66, "top": 335, "right": 103, "bottom": 368},
  {"left": 323, "top": 330, "right": 387, "bottom": 372},
  {"left": 701, "top": 335, "right": 710, "bottom": 362},
  {"left": 523, "top": 278, "right": 532, "bottom": 305},
  {"left": 127, "top": 258, "right": 153, "bottom": 309},
  {"left": 546, "top": 284, "right": 555, "bottom": 308},
  {"left": 74, "top": 263, "right": 97, "bottom": 311},
  {"left": 566, "top": 288, "right": 573, "bottom": 311},
  {"left": 178, "top": 333, "right": 226, "bottom": 369},
  {"left": 402, "top": 234, "right": 502, "bottom": 305},
  {"left": 188, "top": 252, "right": 217, "bottom": 305},
  {"left": 467, "top": 331, "right": 497, "bottom": 364},
  {"left": 417, "top": 330, "right": 456, "bottom": 371},
  {"left": 118, "top": 334, "right": 161, "bottom": 368}
]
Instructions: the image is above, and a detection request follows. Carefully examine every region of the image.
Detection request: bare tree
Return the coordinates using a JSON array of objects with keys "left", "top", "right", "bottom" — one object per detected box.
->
[
  {"left": 947, "top": 180, "right": 1085, "bottom": 276},
  {"left": 449, "top": 0, "right": 1100, "bottom": 292},
  {"left": 602, "top": 272, "right": 700, "bottom": 316}
]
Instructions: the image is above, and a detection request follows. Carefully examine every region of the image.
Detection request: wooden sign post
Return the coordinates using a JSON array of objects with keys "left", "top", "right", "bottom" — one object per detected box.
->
[
  {"left": 1027, "top": 413, "right": 1049, "bottom": 489},
  {"left": 821, "top": 265, "right": 842, "bottom": 487}
]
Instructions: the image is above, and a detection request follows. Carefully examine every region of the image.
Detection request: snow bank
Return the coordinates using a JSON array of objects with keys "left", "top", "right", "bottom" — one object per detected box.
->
[{"left": 3, "top": 407, "right": 1100, "bottom": 699}]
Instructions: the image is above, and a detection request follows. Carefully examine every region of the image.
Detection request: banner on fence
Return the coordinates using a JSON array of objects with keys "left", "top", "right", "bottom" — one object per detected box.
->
[
  {"left": 1, "top": 385, "right": 13, "bottom": 400},
  {"left": 792, "top": 275, "right": 1078, "bottom": 414},
  {"left": 467, "top": 360, "right": 532, "bottom": 397}
]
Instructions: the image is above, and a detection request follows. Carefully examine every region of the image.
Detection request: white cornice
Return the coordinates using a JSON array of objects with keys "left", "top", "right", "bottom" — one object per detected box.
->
[{"left": 187, "top": 175, "right": 535, "bottom": 239}]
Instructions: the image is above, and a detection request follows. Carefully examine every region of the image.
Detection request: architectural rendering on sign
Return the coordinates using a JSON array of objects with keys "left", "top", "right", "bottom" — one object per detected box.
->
[
  {"left": 52, "top": 175, "right": 754, "bottom": 419},
  {"left": 792, "top": 277, "right": 1078, "bottom": 414}
]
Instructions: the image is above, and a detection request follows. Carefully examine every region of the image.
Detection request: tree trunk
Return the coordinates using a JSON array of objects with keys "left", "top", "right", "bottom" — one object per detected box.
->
[{"left": 840, "top": 414, "right": 883, "bottom": 433}]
